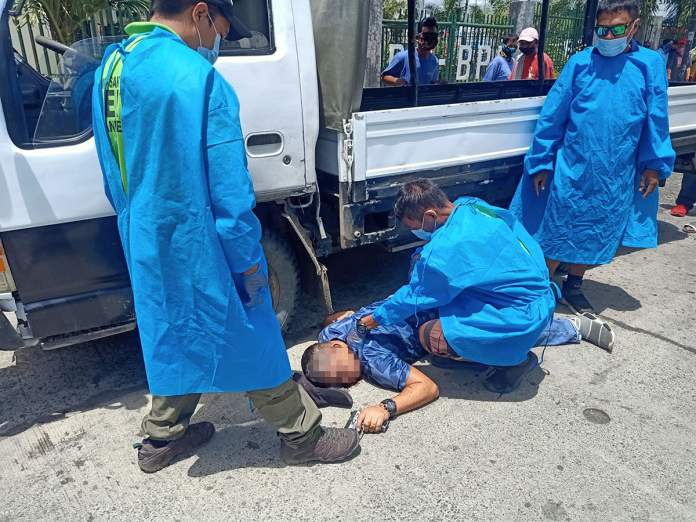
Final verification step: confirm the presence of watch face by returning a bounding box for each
[381,400,397,416]
[356,321,367,334]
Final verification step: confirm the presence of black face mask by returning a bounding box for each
[519,46,536,56]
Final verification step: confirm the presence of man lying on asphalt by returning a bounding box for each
[302,180,615,433]
[302,300,597,433]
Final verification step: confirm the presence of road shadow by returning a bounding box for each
[568,280,642,315]
[415,359,546,403]
[186,423,287,476]
[657,219,689,247]
[285,244,413,347]
[186,393,361,476]
[322,245,412,311]
[0,329,149,438]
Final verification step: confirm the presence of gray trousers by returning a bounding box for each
[141,377,322,449]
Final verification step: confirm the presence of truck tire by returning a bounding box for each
[260,230,300,334]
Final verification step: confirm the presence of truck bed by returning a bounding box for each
[316,84,696,250]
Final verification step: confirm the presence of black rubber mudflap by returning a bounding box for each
[0,312,23,350]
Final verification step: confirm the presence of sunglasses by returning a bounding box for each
[418,32,439,42]
[595,20,634,37]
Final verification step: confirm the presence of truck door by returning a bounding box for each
[216,0,314,200]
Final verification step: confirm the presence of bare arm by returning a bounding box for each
[323,310,355,328]
[382,75,408,86]
[357,365,439,433]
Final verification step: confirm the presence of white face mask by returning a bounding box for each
[196,13,221,65]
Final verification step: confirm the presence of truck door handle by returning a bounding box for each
[245,132,284,158]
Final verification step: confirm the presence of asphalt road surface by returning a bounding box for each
[1,174,694,522]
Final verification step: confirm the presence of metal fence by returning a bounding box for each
[533,5,585,74]
[382,14,516,83]
[11,9,143,78]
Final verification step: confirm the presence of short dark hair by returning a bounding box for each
[393,179,450,222]
[662,38,673,46]
[150,0,221,18]
[503,32,518,45]
[301,341,331,387]
[596,0,640,20]
[418,17,438,33]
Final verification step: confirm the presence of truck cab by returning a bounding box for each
[0,0,319,348]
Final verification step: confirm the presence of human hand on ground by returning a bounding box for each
[639,169,659,198]
[357,404,390,433]
[532,170,549,196]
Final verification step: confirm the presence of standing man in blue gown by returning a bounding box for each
[91,0,359,472]
[510,0,675,314]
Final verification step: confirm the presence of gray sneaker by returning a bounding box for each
[136,421,215,473]
[280,427,360,465]
[574,312,615,352]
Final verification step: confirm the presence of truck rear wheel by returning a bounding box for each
[261,230,299,334]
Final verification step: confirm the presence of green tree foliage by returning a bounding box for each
[383,0,407,20]
[662,0,693,28]
[20,0,149,45]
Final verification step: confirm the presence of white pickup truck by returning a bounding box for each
[1,0,695,350]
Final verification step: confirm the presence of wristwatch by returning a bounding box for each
[355,319,369,335]
[380,399,397,419]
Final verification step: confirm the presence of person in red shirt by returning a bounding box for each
[509,27,555,80]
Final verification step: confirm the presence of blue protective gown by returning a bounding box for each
[372,198,556,367]
[510,42,676,264]
[91,26,291,396]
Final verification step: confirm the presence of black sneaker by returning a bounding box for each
[431,355,489,372]
[136,421,215,473]
[483,351,539,394]
[280,427,360,465]
[560,280,595,315]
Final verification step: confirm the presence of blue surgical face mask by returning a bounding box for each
[196,14,221,65]
[411,212,437,241]
[595,36,629,57]
[411,227,432,241]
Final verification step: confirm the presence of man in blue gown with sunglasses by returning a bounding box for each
[510,0,675,314]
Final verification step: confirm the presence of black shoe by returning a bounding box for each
[280,427,360,465]
[136,422,215,473]
[431,355,489,372]
[561,280,595,315]
[483,351,539,394]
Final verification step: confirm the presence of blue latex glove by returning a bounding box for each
[242,271,269,307]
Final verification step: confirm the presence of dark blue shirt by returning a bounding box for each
[318,300,436,391]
